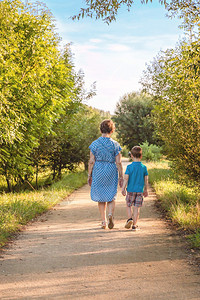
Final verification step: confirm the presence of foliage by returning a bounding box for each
[142,37,200,182]
[0,1,99,191]
[121,146,129,158]
[36,104,104,180]
[187,230,200,249]
[0,0,78,191]
[140,141,162,161]
[0,169,88,248]
[0,0,67,144]
[142,1,200,183]
[113,92,158,150]
[72,0,199,25]
[147,161,200,248]
[72,0,167,24]
[166,0,200,39]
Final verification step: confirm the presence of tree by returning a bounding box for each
[35,104,108,180]
[142,39,200,182]
[141,0,200,182]
[72,0,200,32]
[112,92,158,150]
[72,0,167,24]
[166,0,200,47]
[0,1,76,190]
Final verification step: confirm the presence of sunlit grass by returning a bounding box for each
[0,164,84,192]
[146,161,200,249]
[0,170,87,247]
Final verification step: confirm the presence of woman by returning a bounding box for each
[88,119,123,229]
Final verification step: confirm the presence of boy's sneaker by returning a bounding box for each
[108,214,114,229]
[125,218,133,229]
[132,225,139,231]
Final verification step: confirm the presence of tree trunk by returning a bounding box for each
[53,163,56,180]
[35,163,38,190]
[58,163,62,179]
[84,161,88,171]
[6,177,12,192]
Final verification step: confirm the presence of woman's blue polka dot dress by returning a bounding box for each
[89,137,122,202]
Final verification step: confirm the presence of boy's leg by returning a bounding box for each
[125,192,134,228]
[132,193,143,229]
[126,205,132,219]
[125,205,133,228]
[133,206,140,226]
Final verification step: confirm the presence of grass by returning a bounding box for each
[0,170,87,247]
[0,166,81,192]
[146,161,200,249]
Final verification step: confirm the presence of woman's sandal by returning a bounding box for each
[108,214,114,229]
[101,221,106,229]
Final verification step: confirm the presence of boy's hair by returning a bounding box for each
[131,146,142,158]
[100,119,115,134]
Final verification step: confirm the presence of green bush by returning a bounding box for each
[187,230,200,249]
[140,141,162,161]
[121,146,129,158]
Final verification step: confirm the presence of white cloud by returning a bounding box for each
[70,40,151,113]
[89,38,103,43]
[55,19,80,34]
[40,1,183,114]
[107,43,131,52]
[72,44,99,53]
[56,20,182,114]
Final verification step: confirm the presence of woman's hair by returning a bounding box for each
[131,146,142,158]
[100,119,115,134]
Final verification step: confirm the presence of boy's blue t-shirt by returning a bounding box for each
[125,162,148,193]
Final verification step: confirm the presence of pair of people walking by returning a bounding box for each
[88,119,148,230]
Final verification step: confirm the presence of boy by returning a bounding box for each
[122,146,148,230]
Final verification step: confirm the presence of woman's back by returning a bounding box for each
[89,137,120,163]
[89,137,121,202]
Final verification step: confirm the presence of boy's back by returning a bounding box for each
[125,161,148,193]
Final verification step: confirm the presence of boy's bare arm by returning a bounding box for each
[143,175,148,197]
[121,174,129,196]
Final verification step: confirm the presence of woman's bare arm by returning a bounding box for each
[88,151,95,186]
[121,174,129,196]
[115,153,123,187]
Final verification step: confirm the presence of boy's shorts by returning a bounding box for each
[126,192,143,207]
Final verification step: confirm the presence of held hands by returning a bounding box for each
[118,178,123,188]
[143,188,148,197]
[121,188,126,196]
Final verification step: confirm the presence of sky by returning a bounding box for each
[39,0,183,114]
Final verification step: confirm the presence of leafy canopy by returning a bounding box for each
[0,0,79,190]
[142,39,200,182]
[141,1,200,182]
[112,92,158,150]
[72,0,167,24]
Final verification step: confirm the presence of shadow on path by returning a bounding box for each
[0,163,199,299]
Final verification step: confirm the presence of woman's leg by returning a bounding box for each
[107,200,115,216]
[98,202,106,222]
[107,200,115,229]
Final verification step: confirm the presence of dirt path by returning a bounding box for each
[0,161,200,299]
